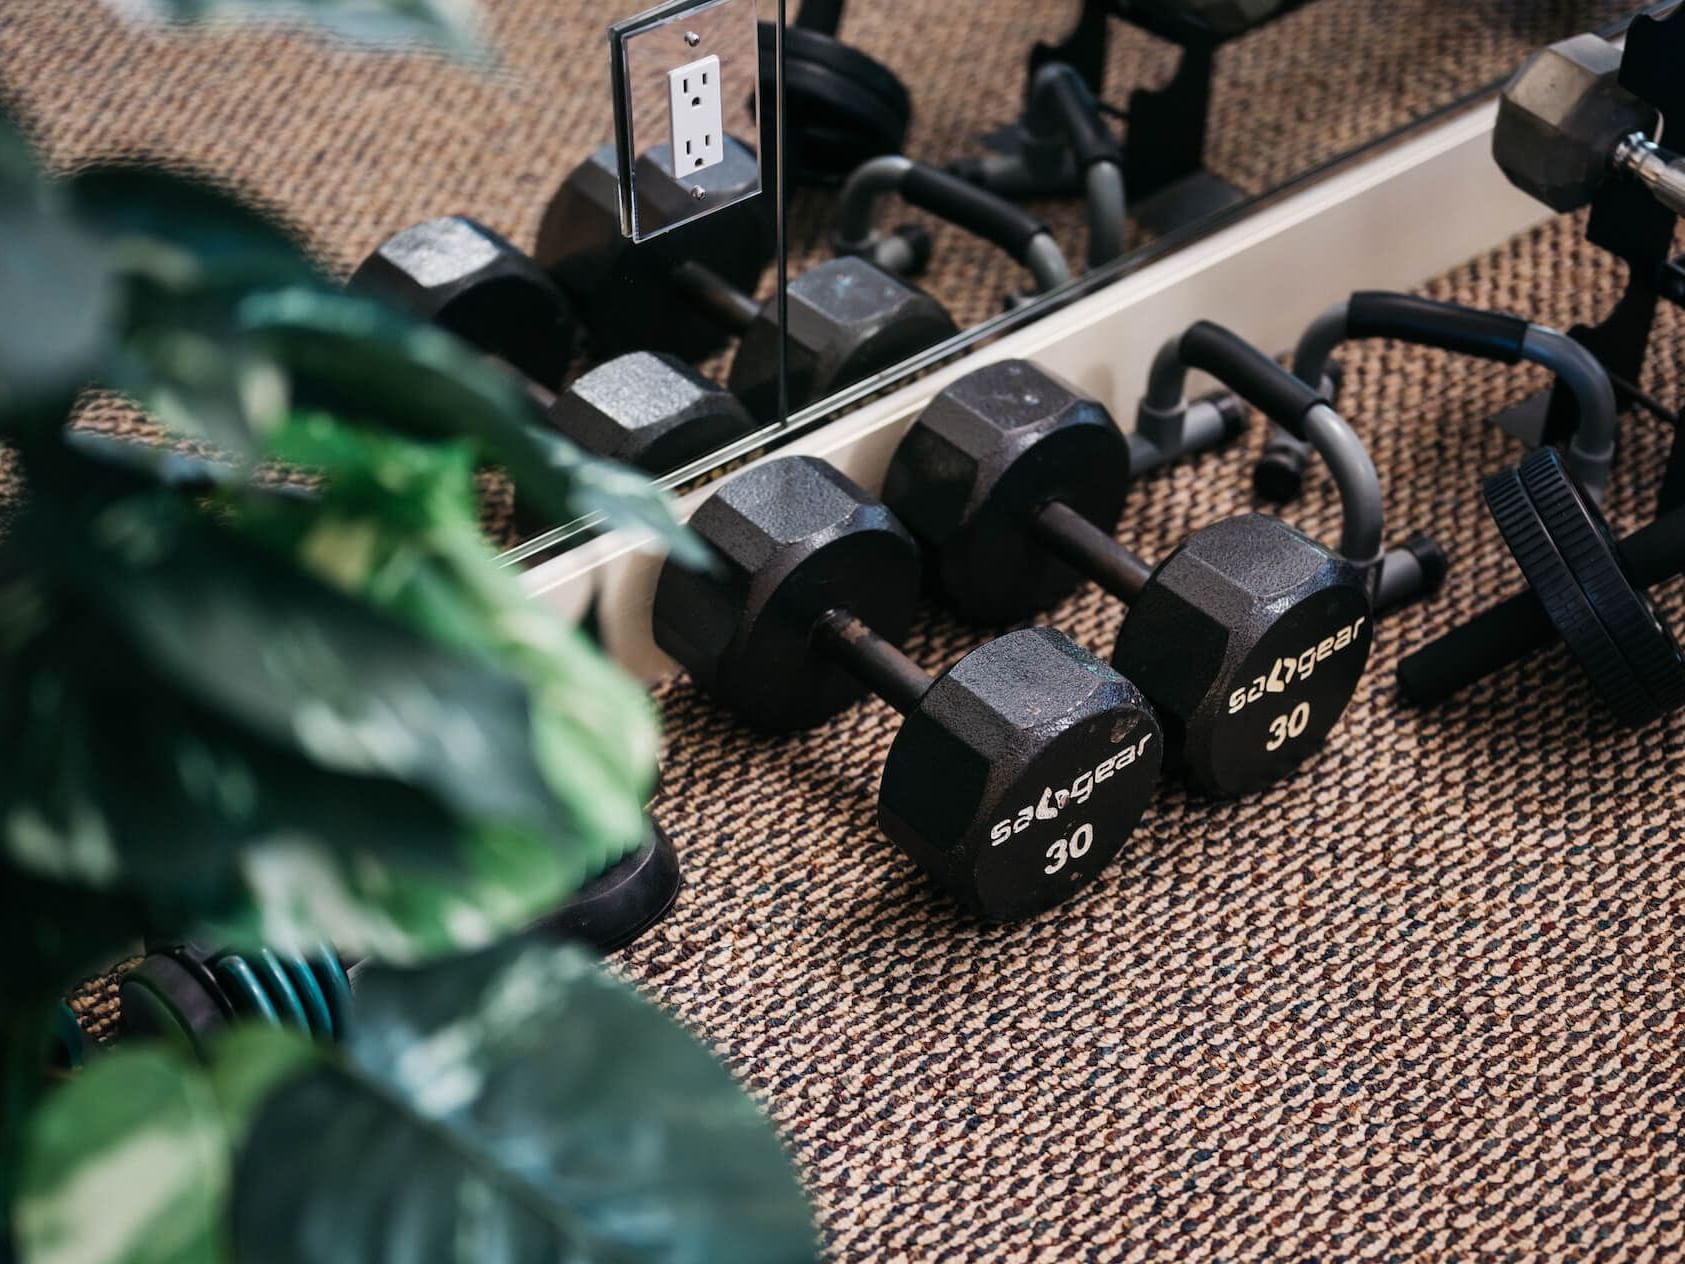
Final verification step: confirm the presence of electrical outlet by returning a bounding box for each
[668,54,724,177]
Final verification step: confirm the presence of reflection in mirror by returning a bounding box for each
[768,0,1646,437]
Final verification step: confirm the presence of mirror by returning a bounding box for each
[757,0,1650,453]
[0,0,1651,568]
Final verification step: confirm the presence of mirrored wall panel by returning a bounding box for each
[771,0,1647,431]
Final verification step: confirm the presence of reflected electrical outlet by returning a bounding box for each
[610,0,762,242]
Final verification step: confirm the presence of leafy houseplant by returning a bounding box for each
[0,7,815,1261]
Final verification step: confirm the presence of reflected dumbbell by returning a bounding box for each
[1251,292,1619,505]
[654,456,1162,921]
[1398,448,1685,727]
[537,139,774,364]
[883,334,1445,797]
[1495,32,1685,219]
[349,217,757,474]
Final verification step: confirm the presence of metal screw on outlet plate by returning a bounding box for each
[691,187,707,200]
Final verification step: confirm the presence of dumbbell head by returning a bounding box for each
[728,257,958,419]
[349,216,575,390]
[882,626,1161,921]
[653,455,922,732]
[882,359,1132,624]
[535,141,772,363]
[1484,448,1685,726]
[1494,33,1659,213]
[546,352,756,474]
[1110,514,1373,798]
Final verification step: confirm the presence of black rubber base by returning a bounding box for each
[532,825,682,955]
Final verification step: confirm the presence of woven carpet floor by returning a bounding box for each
[9,2,1683,1259]
[627,209,1685,1262]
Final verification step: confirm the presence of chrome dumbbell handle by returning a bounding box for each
[1613,133,1685,219]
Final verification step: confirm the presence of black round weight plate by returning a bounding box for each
[761,24,911,182]
[1518,448,1685,723]
[769,24,911,123]
[120,954,227,1052]
[1483,463,1652,726]
[534,825,682,954]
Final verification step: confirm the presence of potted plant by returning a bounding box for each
[0,5,815,1260]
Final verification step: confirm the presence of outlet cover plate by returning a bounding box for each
[610,0,762,242]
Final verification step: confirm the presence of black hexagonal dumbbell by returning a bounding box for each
[1495,32,1685,219]
[883,334,1448,799]
[1397,447,1685,727]
[536,138,775,365]
[538,139,951,416]
[653,455,1163,921]
[349,216,756,475]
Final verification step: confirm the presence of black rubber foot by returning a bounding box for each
[1253,450,1305,503]
[1402,531,1451,597]
[534,824,682,955]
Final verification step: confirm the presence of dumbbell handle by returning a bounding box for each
[1396,508,1685,705]
[1613,134,1685,219]
[815,609,932,716]
[1032,501,1152,602]
[672,261,761,336]
[1036,498,1445,616]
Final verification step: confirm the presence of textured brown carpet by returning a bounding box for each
[9,2,1684,1258]
[625,208,1685,1261]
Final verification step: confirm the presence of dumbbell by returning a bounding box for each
[536,139,774,363]
[677,159,1073,419]
[882,337,1445,798]
[1251,292,1619,504]
[758,0,912,188]
[349,217,756,474]
[120,826,683,1053]
[653,456,1162,921]
[672,254,956,421]
[832,155,1073,302]
[1495,32,1685,219]
[1397,447,1685,727]
[951,63,1126,269]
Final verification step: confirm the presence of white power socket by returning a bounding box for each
[667,54,724,178]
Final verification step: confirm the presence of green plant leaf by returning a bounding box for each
[0,117,112,425]
[31,453,570,845]
[229,414,659,868]
[67,165,322,458]
[98,0,486,56]
[228,941,818,1264]
[0,451,614,961]
[15,1046,233,1264]
[235,288,706,566]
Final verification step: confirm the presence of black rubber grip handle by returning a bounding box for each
[1347,292,1529,364]
[1039,65,1121,171]
[1395,589,1557,705]
[900,161,1051,263]
[1178,321,1325,437]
